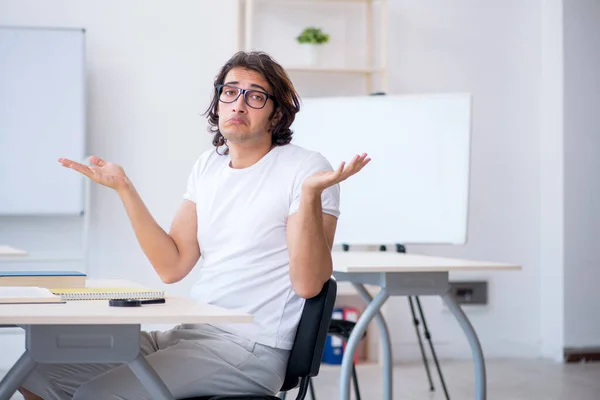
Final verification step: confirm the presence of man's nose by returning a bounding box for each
[232,93,248,113]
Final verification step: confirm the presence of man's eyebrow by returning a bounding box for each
[250,83,269,93]
[224,81,270,93]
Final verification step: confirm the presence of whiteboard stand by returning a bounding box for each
[339,242,450,399]
[303,93,471,371]
[389,243,449,398]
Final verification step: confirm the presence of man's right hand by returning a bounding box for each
[58,156,130,193]
[58,155,201,283]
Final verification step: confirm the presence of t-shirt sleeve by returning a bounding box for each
[183,157,202,203]
[289,152,341,218]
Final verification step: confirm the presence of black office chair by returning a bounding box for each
[180,278,338,400]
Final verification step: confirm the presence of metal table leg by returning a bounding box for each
[129,353,174,400]
[339,288,390,400]
[353,283,393,400]
[442,292,486,400]
[0,351,36,400]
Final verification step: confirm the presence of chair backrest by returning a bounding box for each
[280,278,337,392]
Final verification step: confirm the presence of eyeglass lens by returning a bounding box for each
[219,85,268,109]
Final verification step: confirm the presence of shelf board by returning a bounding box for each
[255,0,377,4]
[0,251,85,263]
[285,66,383,74]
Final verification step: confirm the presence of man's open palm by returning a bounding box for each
[303,153,371,193]
[59,156,128,192]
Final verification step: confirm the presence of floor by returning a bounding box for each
[288,359,600,400]
[3,359,600,399]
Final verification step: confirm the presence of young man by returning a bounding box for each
[19,51,370,400]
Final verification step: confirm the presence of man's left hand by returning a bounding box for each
[302,153,371,194]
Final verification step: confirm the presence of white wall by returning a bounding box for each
[539,0,565,360]
[384,0,543,360]
[563,0,600,349]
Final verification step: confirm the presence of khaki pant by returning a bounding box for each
[21,324,289,400]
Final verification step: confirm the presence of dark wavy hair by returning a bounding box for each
[203,51,301,155]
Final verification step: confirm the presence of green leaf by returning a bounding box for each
[296,26,330,44]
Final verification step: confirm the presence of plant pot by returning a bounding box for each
[299,44,325,67]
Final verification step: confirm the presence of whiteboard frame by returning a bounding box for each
[0,25,87,216]
[291,92,473,246]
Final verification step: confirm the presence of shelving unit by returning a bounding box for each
[238,0,389,94]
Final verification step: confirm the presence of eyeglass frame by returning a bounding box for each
[215,83,275,110]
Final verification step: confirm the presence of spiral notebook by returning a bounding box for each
[50,287,165,301]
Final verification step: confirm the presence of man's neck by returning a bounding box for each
[228,141,274,169]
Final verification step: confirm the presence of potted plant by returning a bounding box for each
[296,26,330,66]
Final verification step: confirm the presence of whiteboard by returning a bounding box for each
[291,93,472,245]
[0,27,86,215]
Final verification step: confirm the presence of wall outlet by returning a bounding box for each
[448,281,488,305]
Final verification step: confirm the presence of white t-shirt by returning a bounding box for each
[183,143,340,350]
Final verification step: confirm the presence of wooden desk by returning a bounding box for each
[0,280,252,400]
[332,251,521,400]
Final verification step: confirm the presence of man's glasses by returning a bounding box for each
[216,84,273,109]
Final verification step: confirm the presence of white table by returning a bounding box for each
[0,280,252,400]
[332,251,521,400]
[0,246,27,256]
